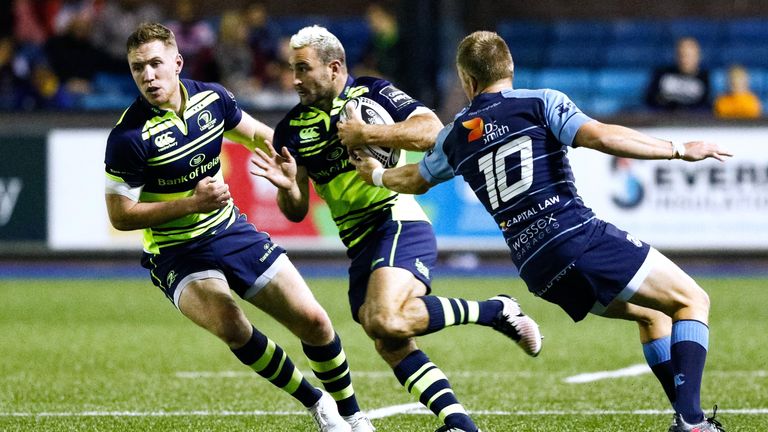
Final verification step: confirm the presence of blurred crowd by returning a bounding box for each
[0,0,400,112]
[0,0,764,119]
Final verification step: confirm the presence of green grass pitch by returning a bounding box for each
[1,276,766,431]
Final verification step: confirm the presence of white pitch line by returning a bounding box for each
[366,403,425,419]
[174,370,537,379]
[564,363,651,383]
[3,408,768,417]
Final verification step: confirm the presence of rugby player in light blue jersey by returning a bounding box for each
[352,31,732,432]
[251,25,542,432]
[103,22,370,432]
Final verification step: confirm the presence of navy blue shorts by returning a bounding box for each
[531,220,653,322]
[141,215,287,308]
[347,220,437,322]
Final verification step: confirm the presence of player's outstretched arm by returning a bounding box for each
[250,141,310,222]
[224,111,274,153]
[574,120,733,162]
[106,177,231,231]
[338,104,443,152]
[351,155,433,195]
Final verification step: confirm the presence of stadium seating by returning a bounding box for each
[33,16,768,115]
[496,18,768,117]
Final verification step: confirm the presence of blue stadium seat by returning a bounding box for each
[604,44,668,68]
[581,95,625,117]
[536,68,594,96]
[507,46,546,68]
[79,93,136,111]
[498,21,550,68]
[751,68,768,98]
[719,43,768,68]
[512,68,538,89]
[546,43,605,68]
[595,68,650,101]
[710,67,729,96]
[92,73,136,96]
[724,19,768,43]
[665,19,724,44]
[551,20,610,43]
[274,16,332,38]
[609,20,666,44]
[497,20,550,44]
[328,19,371,68]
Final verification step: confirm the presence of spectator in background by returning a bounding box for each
[243,2,281,86]
[354,2,399,80]
[13,0,57,48]
[213,10,260,105]
[91,0,163,65]
[0,36,31,110]
[44,11,121,99]
[165,1,217,82]
[1,0,12,39]
[247,36,299,110]
[646,37,711,112]
[714,65,762,119]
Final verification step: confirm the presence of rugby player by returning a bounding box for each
[104,22,370,432]
[352,30,731,432]
[251,25,542,432]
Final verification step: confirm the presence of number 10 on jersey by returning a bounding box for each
[477,136,534,210]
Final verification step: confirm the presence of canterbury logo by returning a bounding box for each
[154,131,176,148]
[299,126,320,142]
[462,117,484,142]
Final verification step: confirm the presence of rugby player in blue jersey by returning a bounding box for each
[251,25,542,432]
[103,22,371,432]
[352,31,732,432]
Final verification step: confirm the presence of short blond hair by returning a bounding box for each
[456,31,514,88]
[290,25,346,65]
[127,22,177,54]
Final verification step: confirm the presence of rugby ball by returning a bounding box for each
[340,96,401,168]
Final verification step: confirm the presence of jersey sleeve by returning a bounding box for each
[211,82,243,131]
[104,128,148,200]
[104,129,147,187]
[542,89,593,147]
[367,78,425,122]
[418,123,455,184]
[272,117,296,157]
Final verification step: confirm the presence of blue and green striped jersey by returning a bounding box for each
[104,79,243,254]
[274,76,430,249]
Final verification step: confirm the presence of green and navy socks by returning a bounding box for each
[420,295,502,334]
[393,350,477,431]
[303,333,361,417]
[231,325,320,407]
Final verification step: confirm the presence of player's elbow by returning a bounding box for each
[284,212,306,223]
[108,215,136,231]
[412,183,431,195]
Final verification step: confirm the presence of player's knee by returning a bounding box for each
[297,307,335,345]
[362,310,410,339]
[211,302,252,347]
[673,282,711,320]
[690,286,711,315]
[374,337,416,365]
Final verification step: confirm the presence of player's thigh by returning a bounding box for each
[178,277,251,344]
[365,266,428,314]
[628,249,709,321]
[351,220,436,321]
[246,257,334,344]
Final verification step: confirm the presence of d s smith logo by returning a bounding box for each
[610,157,644,209]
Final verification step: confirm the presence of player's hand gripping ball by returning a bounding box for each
[340,97,400,168]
